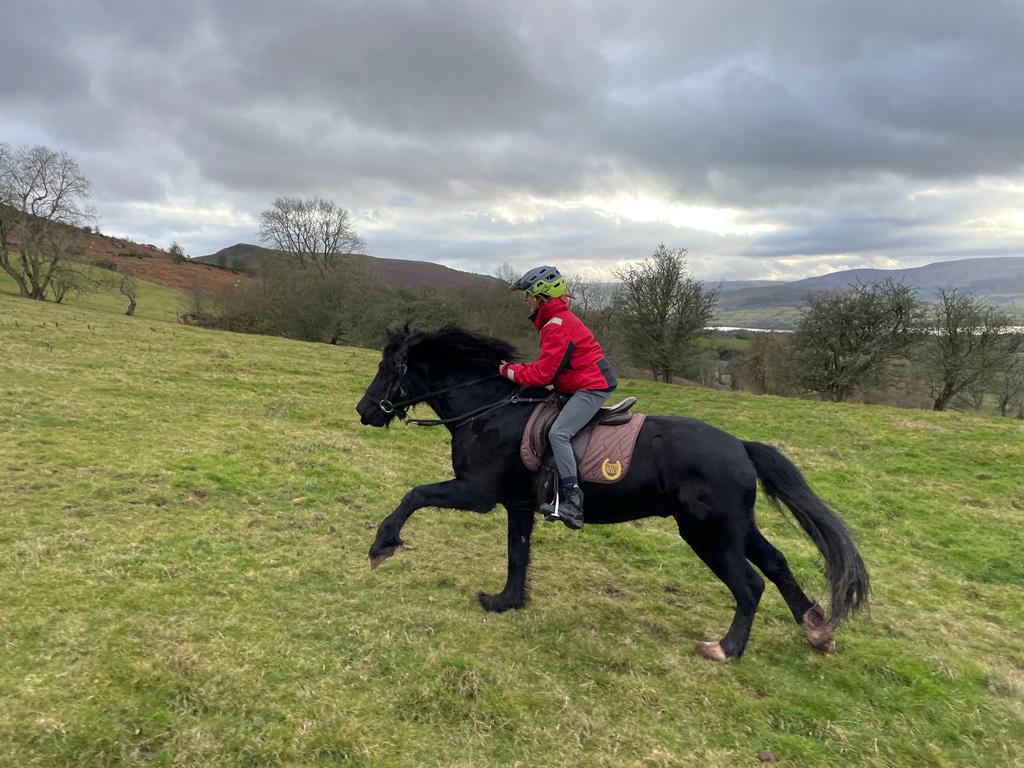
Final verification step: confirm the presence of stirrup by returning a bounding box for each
[543,486,583,529]
[542,487,562,521]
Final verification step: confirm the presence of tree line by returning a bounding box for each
[5,143,1019,417]
[736,281,1023,416]
[225,200,1023,417]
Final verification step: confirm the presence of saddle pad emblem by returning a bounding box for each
[601,458,623,481]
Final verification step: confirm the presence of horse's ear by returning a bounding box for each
[386,324,414,344]
[388,324,425,365]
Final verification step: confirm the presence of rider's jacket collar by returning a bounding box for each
[532,296,568,330]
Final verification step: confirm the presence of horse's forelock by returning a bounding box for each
[383,325,421,363]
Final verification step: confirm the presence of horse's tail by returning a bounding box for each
[743,440,870,624]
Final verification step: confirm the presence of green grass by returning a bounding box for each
[1,293,1022,767]
[696,336,750,354]
[1,267,186,323]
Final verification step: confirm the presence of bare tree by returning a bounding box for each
[119,275,138,316]
[612,244,718,383]
[563,271,615,314]
[922,289,1021,411]
[49,245,100,303]
[994,350,1024,418]
[256,196,365,274]
[738,332,793,395]
[792,280,923,402]
[494,262,520,287]
[0,143,93,299]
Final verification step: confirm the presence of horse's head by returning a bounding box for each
[356,325,518,427]
[356,326,419,427]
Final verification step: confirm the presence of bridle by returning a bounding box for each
[373,363,412,418]
[371,363,546,428]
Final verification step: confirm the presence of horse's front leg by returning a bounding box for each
[479,504,535,613]
[369,479,496,569]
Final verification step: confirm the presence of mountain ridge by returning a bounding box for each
[714,256,1024,328]
[194,243,502,291]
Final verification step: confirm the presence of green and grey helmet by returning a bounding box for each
[511,265,566,298]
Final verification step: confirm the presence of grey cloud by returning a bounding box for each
[5,0,1024,279]
[227,4,583,134]
[0,4,89,101]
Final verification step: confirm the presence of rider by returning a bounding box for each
[500,266,617,530]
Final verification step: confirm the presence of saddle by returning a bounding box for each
[520,394,647,492]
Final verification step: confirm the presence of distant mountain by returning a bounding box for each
[791,256,1024,296]
[713,279,780,292]
[715,256,1024,329]
[193,243,279,271]
[195,244,501,291]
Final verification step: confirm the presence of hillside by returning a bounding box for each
[73,236,247,293]
[1,292,1022,767]
[4,223,249,295]
[0,223,225,322]
[197,243,502,291]
[715,256,1024,329]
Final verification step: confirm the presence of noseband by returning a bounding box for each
[375,363,410,417]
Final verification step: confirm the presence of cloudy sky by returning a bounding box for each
[4,0,1024,281]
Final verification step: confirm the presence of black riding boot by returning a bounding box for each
[541,484,584,530]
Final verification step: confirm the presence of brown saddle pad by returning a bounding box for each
[576,413,646,483]
[520,396,646,484]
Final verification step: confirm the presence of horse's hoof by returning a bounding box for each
[369,547,397,570]
[478,592,523,613]
[801,603,835,653]
[695,641,731,663]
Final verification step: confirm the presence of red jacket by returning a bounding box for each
[500,297,617,392]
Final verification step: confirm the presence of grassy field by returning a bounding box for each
[696,336,750,354]
[1,268,187,323]
[1,292,1022,767]
[711,306,803,331]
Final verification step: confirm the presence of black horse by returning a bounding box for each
[356,326,869,661]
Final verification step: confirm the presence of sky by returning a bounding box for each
[3,0,1024,282]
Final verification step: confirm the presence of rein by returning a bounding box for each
[403,388,547,427]
[373,368,546,428]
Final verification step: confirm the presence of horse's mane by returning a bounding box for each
[387,325,518,373]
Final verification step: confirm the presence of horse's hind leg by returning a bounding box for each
[746,527,833,653]
[678,517,765,662]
